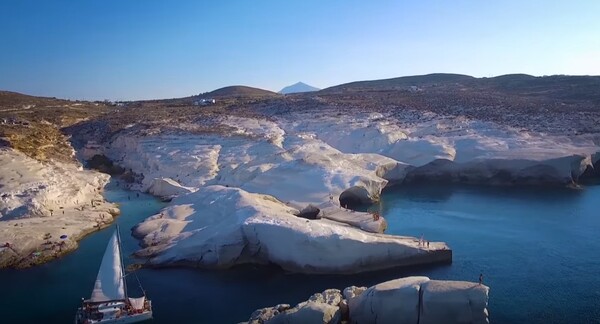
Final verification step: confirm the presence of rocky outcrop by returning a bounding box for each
[86,154,125,175]
[107,133,393,207]
[284,112,600,187]
[580,151,600,180]
[248,289,342,324]
[295,204,320,220]
[132,186,451,273]
[349,276,428,324]
[404,155,593,186]
[420,280,489,324]
[0,148,119,268]
[147,177,195,201]
[244,276,490,324]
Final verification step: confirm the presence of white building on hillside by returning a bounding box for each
[193,99,216,106]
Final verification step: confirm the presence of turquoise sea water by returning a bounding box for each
[1,182,599,323]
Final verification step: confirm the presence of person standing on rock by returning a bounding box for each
[479,273,484,285]
[372,212,380,221]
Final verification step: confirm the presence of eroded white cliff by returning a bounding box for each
[0,148,118,267]
[132,185,449,273]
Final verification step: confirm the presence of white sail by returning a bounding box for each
[129,297,146,310]
[90,230,125,302]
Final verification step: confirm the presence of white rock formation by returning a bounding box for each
[279,112,599,185]
[147,177,195,200]
[0,148,118,267]
[107,135,221,192]
[420,280,490,324]
[405,154,593,185]
[106,131,403,207]
[349,276,429,324]
[132,185,449,273]
[245,276,490,324]
[106,113,599,272]
[105,114,599,210]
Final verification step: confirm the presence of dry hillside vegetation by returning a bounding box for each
[0,91,112,162]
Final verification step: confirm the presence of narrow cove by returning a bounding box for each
[1,182,598,323]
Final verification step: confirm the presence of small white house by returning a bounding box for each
[193,98,216,106]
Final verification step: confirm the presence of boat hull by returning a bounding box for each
[75,309,152,324]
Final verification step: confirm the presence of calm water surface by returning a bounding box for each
[1,182,599,323]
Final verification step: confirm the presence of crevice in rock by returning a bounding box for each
[339,186,372,209]
[86,154,125,175]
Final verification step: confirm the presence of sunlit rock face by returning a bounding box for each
[132,185,449,273]
[106,114,599,211]
[111,113,598,273]
[0,148,118,268]
[105,129,398,208]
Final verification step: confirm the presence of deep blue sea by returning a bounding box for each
[1,182,599,323]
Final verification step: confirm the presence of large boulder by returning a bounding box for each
[147,177,195,200]
[349,276,430,324]
[296,204,320,220]
[419,280,489,324]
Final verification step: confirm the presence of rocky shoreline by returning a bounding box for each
[245,276,489,324]
[0,148,119,268]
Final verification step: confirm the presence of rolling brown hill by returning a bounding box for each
[0,91,112,162]
[0,91,69,108]
[321,73,476,93]
[321,73,600,103]
[204,85,279,99]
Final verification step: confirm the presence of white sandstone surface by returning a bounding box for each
[106,132,401,207]
[100,112,599,270]
[147,177,195,200]
[349,276,429,324]
[105,113,599,208]
[4,103,599,271]
[280,112,599,184]
[132,185,447,273]
[420,280,490,324]
[0,148,118,267]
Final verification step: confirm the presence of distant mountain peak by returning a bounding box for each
[279,82,320,94]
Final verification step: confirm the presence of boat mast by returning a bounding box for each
[116,225,128,300]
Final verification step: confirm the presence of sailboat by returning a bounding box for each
[75,226,152,323]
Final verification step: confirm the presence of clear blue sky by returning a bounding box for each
[1,0,599,100]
